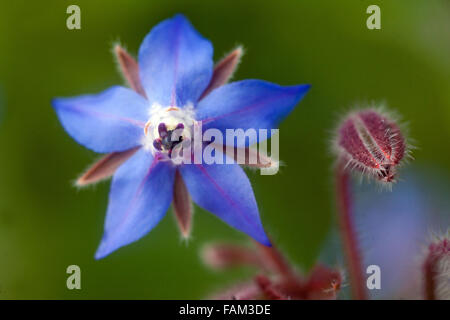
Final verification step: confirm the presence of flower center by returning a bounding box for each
[143,104,195,159]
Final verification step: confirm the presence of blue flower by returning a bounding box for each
[52,14,310,259]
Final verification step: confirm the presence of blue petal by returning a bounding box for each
[138,14,213,107]
[53,86,149,153]
[196,80,310,146]
[95,149,175,259]
[180,162,270,246]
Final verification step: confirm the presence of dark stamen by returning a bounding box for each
[156,123,185,157]
[158,123,168,138]
[153,138,163,151]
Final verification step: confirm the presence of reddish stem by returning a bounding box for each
[335,164,367,300]
[423,253,438,300]
[255,240,296,279]
[423,238,449,300]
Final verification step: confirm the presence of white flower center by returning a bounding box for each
[142,103,195,159]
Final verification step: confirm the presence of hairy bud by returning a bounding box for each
[333,108,408,183]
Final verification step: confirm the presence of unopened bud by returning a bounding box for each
[334,108,408,183]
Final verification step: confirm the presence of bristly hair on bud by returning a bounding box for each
[422,230,450,300]
[332,106,412,186]
[331,105,414,300]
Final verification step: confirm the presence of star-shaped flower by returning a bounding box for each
[52,14,310,259]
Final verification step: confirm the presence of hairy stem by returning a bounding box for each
[423,238,449,300]
[423,253,437,300]
[255,240,296,279]
[335,164,367,300]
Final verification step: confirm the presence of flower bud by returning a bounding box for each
[334,108,408,183]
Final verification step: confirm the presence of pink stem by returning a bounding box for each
[423,253,437,300]
[255,240,296,279]
[335,164,367,300]
[423,238,449,300]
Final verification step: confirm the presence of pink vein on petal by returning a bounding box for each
[170,19,182,107]
[194,163,261,231]
[65,104,146,128]
[201,91,294,126]
[106,156,160,244]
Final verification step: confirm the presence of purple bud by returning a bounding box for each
[334,109,408,183]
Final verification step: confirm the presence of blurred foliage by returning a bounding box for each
[0,0,449,299]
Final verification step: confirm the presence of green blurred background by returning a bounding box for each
[0,0,449,299]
